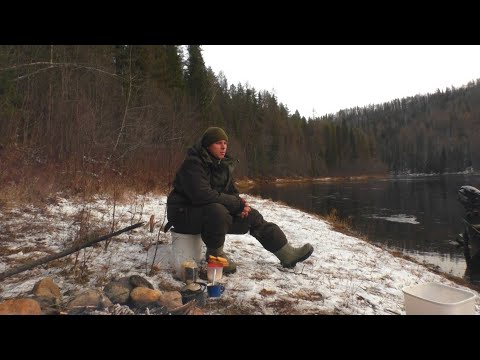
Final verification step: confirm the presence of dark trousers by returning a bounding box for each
[167,203,287,252]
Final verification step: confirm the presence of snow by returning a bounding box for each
[0,193,479,315]
[367,214,420,224]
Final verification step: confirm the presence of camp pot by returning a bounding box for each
[180,282,207,307]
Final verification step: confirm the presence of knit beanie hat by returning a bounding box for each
[201,127,228,148]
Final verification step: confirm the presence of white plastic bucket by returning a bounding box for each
[170,229,203,281]
[402,282,477,315]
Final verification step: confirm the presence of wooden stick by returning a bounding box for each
[0,222,145,282]
[149,215,154,233]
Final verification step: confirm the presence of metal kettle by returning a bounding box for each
[180,282,207,307]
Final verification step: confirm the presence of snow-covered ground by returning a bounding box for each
[0,193,478,315]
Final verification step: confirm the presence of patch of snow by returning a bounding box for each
[367,214,420,224]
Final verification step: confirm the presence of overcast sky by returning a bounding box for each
[202,45,480,119]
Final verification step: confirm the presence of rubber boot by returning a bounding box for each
[206,245,237,274]
[274,243,314,268]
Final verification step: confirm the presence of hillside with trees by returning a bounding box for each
[0,45,478,202]
[324,82,480,174]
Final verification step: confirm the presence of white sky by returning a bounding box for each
[1,192,478,314]
[202,45,480,118]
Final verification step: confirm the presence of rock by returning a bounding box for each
[157,291,182,310]
[104,280,133,305]
[0,298,42,315]
[130,287,161,308]
[129,275,154,289]
[32,277,62,301]
[31,295,62,314]
[67,289,112,313]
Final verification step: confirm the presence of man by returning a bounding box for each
[166,127,314,274]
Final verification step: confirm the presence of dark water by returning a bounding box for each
[248,173,480,279]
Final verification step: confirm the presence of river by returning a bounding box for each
[248,172,480,280]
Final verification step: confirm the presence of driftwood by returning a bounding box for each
[0,222,145,282]
[169,299,197,315]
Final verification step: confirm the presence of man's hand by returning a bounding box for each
[239,197,251,218]
[240,206,251,218]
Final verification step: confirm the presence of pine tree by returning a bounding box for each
[185,45,213,121]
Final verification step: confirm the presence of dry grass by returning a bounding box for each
[291,290,324,302]
[249,272,271,281]
[0,146,169,210]
[324,208,355,234]
[234,178,256,193]
[205,297,258,315]
[47,258,74,269]
[0,245,55,257]
[259,288,277,297]
[266,298,301,314]
[1,218,57,242]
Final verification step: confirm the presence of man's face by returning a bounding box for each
[207,140,227,160]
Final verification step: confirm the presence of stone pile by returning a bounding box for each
[0,275,204,315]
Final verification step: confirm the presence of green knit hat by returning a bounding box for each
[201,127,228,148]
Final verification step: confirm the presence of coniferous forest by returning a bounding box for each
[1,45,479,199]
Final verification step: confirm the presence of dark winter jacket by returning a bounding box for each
[166,141,244,215]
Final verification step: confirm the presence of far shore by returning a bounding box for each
[235,174,388,192]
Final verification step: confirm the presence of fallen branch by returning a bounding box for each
[169,299,197,315]
[0,222,145,282]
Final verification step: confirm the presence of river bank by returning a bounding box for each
[1,192,478,314]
